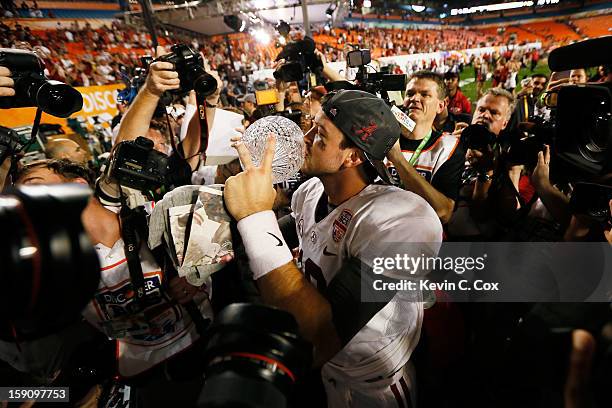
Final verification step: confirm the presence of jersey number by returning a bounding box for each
[299,250,327,292]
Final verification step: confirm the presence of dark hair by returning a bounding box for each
[531,73,548,81]
[16,159,95,187]
[338,134,379,182]
[408,70,447,99]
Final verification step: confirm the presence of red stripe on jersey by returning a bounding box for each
[101,257,127,271]
[399,376,413,408]
[390,383,405,408]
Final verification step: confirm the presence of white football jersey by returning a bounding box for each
[385,133,461,184]
[291,178,443,384]
[82,239,214,377]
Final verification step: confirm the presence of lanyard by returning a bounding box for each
[408,130,433,166]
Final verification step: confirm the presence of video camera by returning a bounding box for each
[96,136,170,207]
[273,37,323,84]
[0,48,83,118]
[326,48,407,103]
[0,124,32,163]
[502,37,612,180]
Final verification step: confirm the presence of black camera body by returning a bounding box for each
[0,124,31,163]
[462,123,498,151]
[156,44,217,97]
[0,48,83,118]
[108,136,169,192]
[274,37,323,83]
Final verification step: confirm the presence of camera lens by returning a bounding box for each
[193,71,218,97]
[578,113,609,163]
[0,184,99,340]
[198,303,312,408]
[35,81,84,118]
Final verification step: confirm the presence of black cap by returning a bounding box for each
[321,90,400,184]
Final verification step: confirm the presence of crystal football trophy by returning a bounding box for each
[241,115,305,184]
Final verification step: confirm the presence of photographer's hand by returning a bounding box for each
[531,144,571,226]
[0,66,15,97]
[531,144,551,190]
[224,134,276,221]
[116,46,179,145]
[144,54,180,98]
[315,49,343,82]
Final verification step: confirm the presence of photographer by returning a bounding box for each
[15,159,214,407]
[117,46,221,176]
[448,88,520,240]
[386,71,465,224]
[511,73,548,126]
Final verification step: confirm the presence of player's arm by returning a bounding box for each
[386,140,455,224]
[224,136,342,366]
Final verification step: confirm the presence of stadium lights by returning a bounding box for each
[363,0,371,8]
[411,5,426,13]
[253,28,271,45]
[451,1,538,16]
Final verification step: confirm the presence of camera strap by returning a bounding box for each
[165,93,210,168]
[119,205,148,311]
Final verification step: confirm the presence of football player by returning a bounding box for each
[225,90,443,407]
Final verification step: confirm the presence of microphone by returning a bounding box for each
[241,115,305,184]
[548,36,612,72]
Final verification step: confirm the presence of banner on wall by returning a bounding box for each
[0,83,125,131]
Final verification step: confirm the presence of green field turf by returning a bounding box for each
[459,60,552,105]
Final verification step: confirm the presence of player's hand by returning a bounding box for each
[168,276,199,305]
[0,66,15,97]
[224,134,277,221]
[531,144,551,191]
[144,46,180,97]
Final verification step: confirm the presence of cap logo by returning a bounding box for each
[329,107,338,117]
[353,122,378,142]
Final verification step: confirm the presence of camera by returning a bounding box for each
[506,37,612,179]
[462,123,498,151]
[0,184,99,340]
[0,124,31,163]
[198,303,312,408]
[0,48,83,118]
[569,182,612,224]
[156,44,218,97]
[105,136,169,192]
[347,48,371,68]
[273,37,323,83]
[326,48,407,103]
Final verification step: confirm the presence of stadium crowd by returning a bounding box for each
[0,9,611,408]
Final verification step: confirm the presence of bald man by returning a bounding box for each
[45,138,90,164]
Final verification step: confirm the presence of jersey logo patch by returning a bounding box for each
[332,209,353,242]
[310,230,317,243]
[298,218,304,236]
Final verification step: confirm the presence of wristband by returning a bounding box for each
[237,210,293,280]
